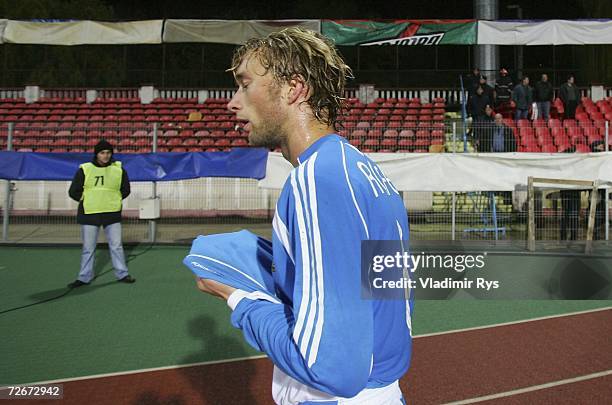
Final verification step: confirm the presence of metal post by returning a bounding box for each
[451,192,456,241]
[527,176,535,251]
[585,181,599,255]
[451,121,457,240]
[149,123,158,243]
[606,121,609,152]
[490,192,499,241]
[606,188,610,242]
[2,122,14,241]
[607,121,610,242]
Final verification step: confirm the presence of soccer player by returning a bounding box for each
[196,28,412,404]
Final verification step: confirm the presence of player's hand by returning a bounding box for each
[195,277,236,301]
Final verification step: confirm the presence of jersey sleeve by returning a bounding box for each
[230,154,372,398]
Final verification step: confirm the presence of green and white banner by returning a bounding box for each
[322,20,477,46]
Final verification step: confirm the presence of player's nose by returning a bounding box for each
[227,92,241,113]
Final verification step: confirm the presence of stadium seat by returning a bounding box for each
[523,145,541,153]
[399,130,415,139]
[563,119,578,128]
[367,129,383,138]
[231,139,248,147]
[570,135,586,146]
[586,133,603,145]
[415,130,430,139]
[537,133,553,146]
[521,136,538,147]
[566,127,583,137]
[350,129,367,139]
[551,127,566,139]
[198,138,214,147]
[348,139,360,148]
[381,138,397,148]
[214,139,231,147]
[383,129,398,138]
[575,144,591,153]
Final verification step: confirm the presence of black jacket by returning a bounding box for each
[495,75,514,100]
[534,81,553,102]
[512,84,533,110]
[469,93,491,118]
[68,158,130,226]
[559,83,580,104]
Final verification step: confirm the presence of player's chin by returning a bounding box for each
[248,133,280,149]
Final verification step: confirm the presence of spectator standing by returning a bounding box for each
[469,86,491,121]
[512,76,533,120]
[495,68,514,108]
[466,67,481,97]
[559,75,580,119]
[479,75,496,106]
[534,73,553,120]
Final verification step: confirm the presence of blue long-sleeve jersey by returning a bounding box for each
[230,134,413,401]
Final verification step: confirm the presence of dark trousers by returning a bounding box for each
[564,100,578,119]
[560,191,581,240]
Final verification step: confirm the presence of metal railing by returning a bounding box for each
[1,121,609,245]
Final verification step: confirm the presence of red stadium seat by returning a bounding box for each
[381,138,397,148]
[383,130,398,138]
[551,127,566,139]
[350,129,367,139]
[566,127,583,137]
[198,138,214,147]
[367,129,383,138]
[398,130,415,139]
[231,139,248,147]
[563,119,577,128]
[517,119,531,128]
[348,139,360,147]
[397,139,414,148]
[214,138,231,147]
[575,144,591,153]
[523,145,541,153]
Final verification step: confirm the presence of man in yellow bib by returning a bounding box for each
[67,140,135,287]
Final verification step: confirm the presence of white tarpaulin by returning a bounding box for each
[163,20,321,44]
[3,20,163,45]
[259,152,612,192]
[478,19,612,45]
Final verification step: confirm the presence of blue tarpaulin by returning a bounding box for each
[0,149,268,181]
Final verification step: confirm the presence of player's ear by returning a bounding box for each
[286,75,309,105]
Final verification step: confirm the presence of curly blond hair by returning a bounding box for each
[229,27,353,128]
